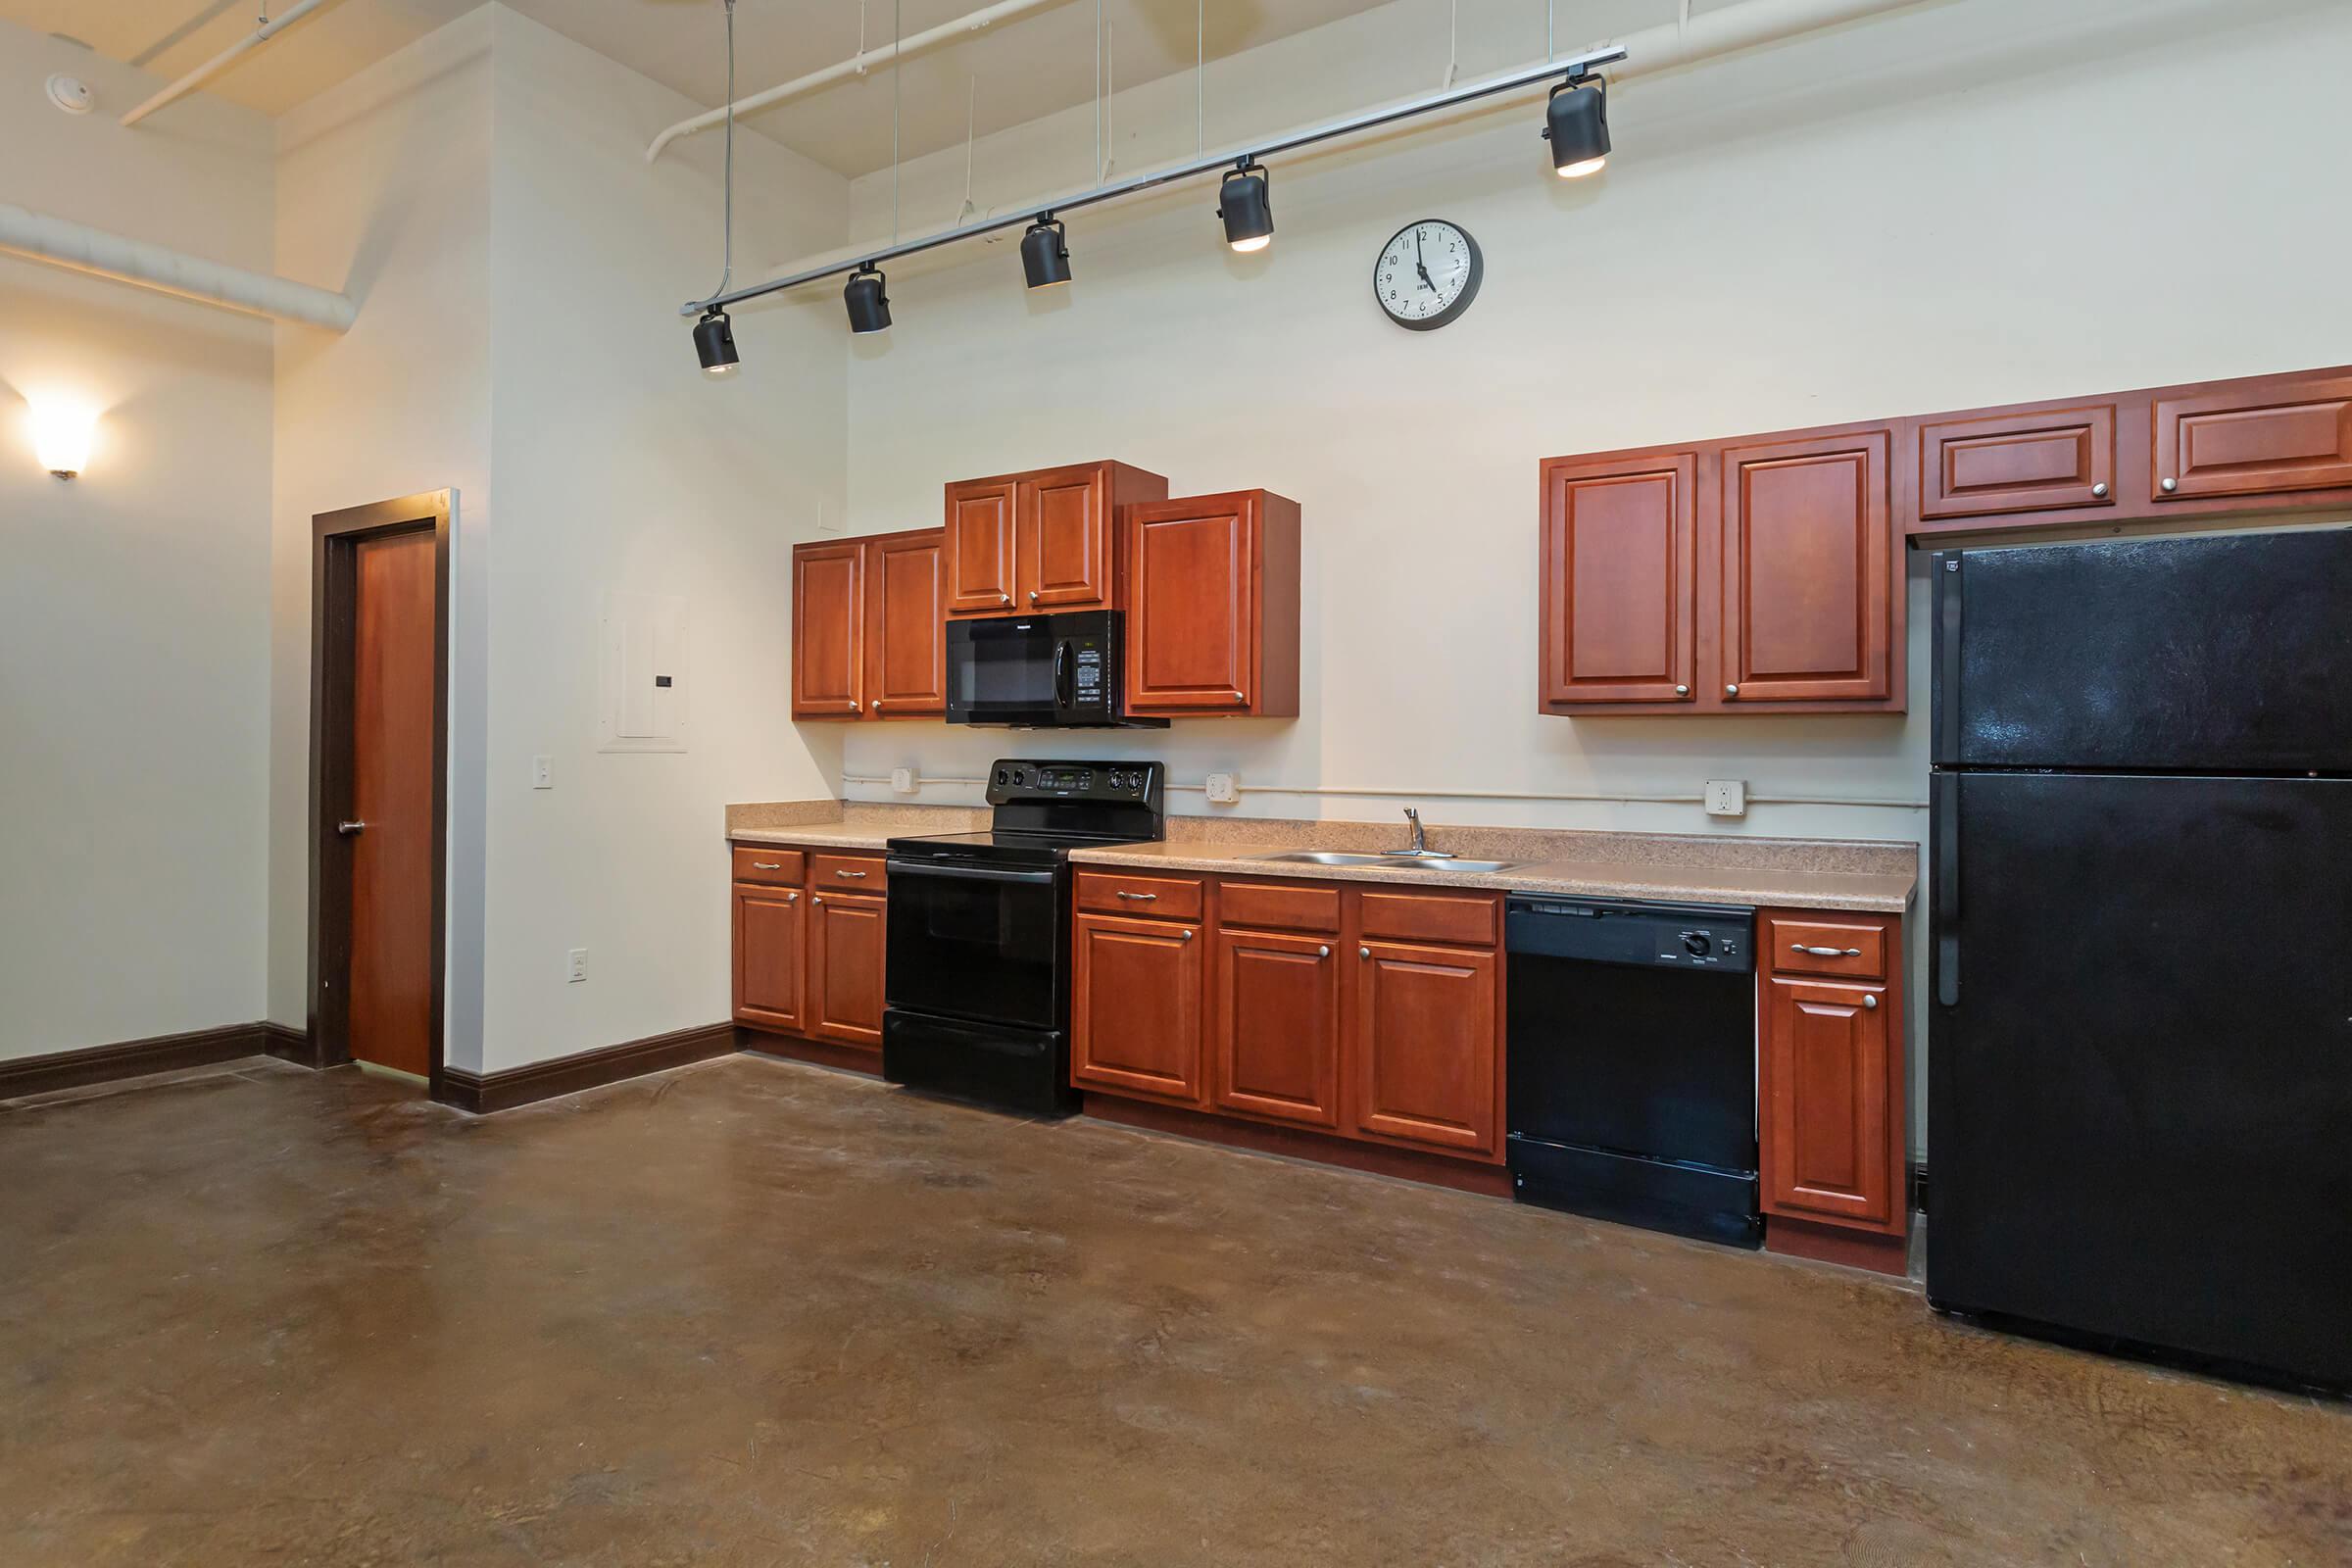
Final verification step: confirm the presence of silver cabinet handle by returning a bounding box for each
[1724,683,1740,698]
[1114,890,1157,901]
[868,700,879,711]
[1359,946,1371,960]
[752,860,783,870]
[835,868,869,878]
[1794,944,1862,958]
[1028,590,1040,603]
[811,896,824,906]
[784,893,798,904]
[2091,482,2110,498]
[2161,476,2179,493]
[1862,994,1880,1010]
[337,820,368,836]
[1317,945,1331,958]
[1179,928,1194,943]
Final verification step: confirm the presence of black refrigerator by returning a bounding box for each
[1928,528,2352,1391]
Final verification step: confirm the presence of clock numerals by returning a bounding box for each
[1375,220,1480,330]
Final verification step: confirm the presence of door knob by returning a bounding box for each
[868,700,879,711]
[1317,945,1331,958]
[1179,928,1194,943]
[1724,684,1740,698]
[1862,994,1879,1010]
[2161,476,2179,493]
[336,820,367,836]
[812,896,824,906]
[1359,946,1371,960]
[1028,590,1039,603]
[2091,482,2109,498]
[1674,684,1690,696]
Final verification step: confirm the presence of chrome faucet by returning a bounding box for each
[1385,807,1454,859]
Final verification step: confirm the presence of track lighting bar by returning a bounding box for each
[679,41,1627,318]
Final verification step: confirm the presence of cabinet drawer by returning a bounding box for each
[1214,879,1341,934]
[1355,888,1498,948]
[1076,869,1203,921]
[731,846,806,887]
[810,853,886,892]
[1916,405,2116,519]
[1767,916,1886,981]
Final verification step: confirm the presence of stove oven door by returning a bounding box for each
[884,858,1063,1029]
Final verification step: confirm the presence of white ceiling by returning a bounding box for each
[11,0,1421,175]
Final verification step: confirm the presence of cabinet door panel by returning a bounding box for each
[1720,430,1893,705]
[1917,405,2116,518]
[1022,466,1114,611]
[791,542,864,718]
[1212,928,1340,1129]
[1539,453,1697,706]
[865,529,946,716]
[1125,495,1254,712]
[733,885,804,1032]
[1354,941,1498,1156]
[1761,977,1894,1229]
[2153,375,2352,501]
[1072,913,1203,1104]
[808,892,886,1049]
[944,480,1019,616]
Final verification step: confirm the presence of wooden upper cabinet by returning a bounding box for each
[1917,404,2116,520]
[1123,489,1301,717]
[2152,372,2352,503]
[943,479,1019,615]
[864,528,946,717]
[791,540,864,719]
[1071,911,1204,1105]
[1539,451,1698,708]
[944,460,1169,618]
[1719,428,1895,708]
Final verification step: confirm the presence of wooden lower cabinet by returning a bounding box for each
[730,845,887,1057]
[1353,940,1499,1156]
[1071,912,1204,1104]
[733,883,805,1033]
[807,892,887,1048]
[1210,927,1341,1129]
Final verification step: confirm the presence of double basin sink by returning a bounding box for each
[1249,850,1526,875]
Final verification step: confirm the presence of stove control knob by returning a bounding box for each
[1012,768,1028,786]
[995,768,1009,787]
[1682,932,1713,959]
[1106,770,1123,790]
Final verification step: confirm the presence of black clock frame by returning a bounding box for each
[1373,219,1483,331]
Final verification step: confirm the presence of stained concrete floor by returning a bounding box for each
[3,1055,2347,1566]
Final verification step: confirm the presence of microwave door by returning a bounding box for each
[949,619,1058,724]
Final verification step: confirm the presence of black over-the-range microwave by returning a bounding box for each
[943,610,1167,728]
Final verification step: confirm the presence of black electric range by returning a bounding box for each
[881,759,1165,1115]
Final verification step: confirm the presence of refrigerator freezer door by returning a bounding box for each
[1928,771,2352,1388]
[1933,529,2352,772]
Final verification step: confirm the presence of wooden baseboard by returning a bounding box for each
[0,1021,276,1101]
[433,1021,738,1114]
[737,1027,883,1078]
[1083,1095,1514,1199]
[261,1020,319,1068]
[1766,1213,1913,1277]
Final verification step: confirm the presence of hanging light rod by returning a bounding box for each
[680,42,1626,318]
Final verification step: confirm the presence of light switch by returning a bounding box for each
[1705,779,1747,818]
[532,755,553,790]
[566,948,588,983]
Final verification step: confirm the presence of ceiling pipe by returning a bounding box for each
[0,203,357,330]
[696,0,1933,315]
[646,0,1079,164]
[121,0,340,128]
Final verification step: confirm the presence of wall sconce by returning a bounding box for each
[28,400,98,480]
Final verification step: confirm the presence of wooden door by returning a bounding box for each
[1539,451,1698,707]
[1916,405,2117,519]
[863,528,946,717]
[792,541,864,718]
[1353,940,1498,1156]
[1071,912,1203,1104]
[347,529,438,1078]
[1760,977,1896,1230]
[1020,464,1114,612]
[733,884,805,1033]
[807,892,886,1049]
[943,479,1019,616]
[2152,373,2352,502]
[1124,492,1257,713]
[1211,927,1341,1129]
[1719,428,1893,706]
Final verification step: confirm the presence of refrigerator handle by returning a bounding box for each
[1933,770,1960,1007]
[1933,551,1963,762]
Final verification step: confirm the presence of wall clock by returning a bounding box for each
[1374,219,1483,330]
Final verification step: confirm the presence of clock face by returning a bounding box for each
[1374,220,1482,330]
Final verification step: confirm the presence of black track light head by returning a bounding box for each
[845,265,892,334]
[693,306,740,376]
[1544,74,1610,179]
[1021,215,1072,289]
[1218,161,1273,253]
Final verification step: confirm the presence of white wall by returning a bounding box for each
[833,0,2352,1151]
[473,8,848,1072]
[0,23,275,1058]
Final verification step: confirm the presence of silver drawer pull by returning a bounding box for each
[1862,994,1880,1010]
[751,860,784,870]
[1794,945,1861,958]
[1179,928,1194,942]
[1114,890,1157,902]
[1359,946,1371,960]
[835,868,869,878]
[1317,945,1331,958]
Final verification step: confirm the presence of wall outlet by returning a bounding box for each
[1204,771,1240,806]
[1704,779,1747,818]
[532,755,553,789]
[565,948,588,984]
[891,766,918,795]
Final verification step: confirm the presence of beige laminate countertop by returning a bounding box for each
[725,802,990,853]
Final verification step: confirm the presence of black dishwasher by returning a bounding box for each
[1505,898,1760,1248]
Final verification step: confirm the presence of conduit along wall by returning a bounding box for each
[0,202,356,330]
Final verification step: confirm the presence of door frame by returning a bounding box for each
[306,491,453,1094]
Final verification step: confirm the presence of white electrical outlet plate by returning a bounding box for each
[566,948,588,983]
[1204,772,1240,806]
[532,755,553,789]
[891,766,917,795]
[1705,780,1747,818]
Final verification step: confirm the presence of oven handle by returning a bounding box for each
[886,860,1058,887]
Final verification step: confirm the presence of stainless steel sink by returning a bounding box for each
[1248,851,1524,874]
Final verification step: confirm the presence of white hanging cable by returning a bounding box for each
[891,0,903,243]
[957,77,980,224]
[1101,19,1115,179]
[696,0,739,307]
[1445,0,1460,88]
[1093,0,1102,185]
[1197,0,1205,156]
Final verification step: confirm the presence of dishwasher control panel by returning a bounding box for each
[1504,899,1755,973]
